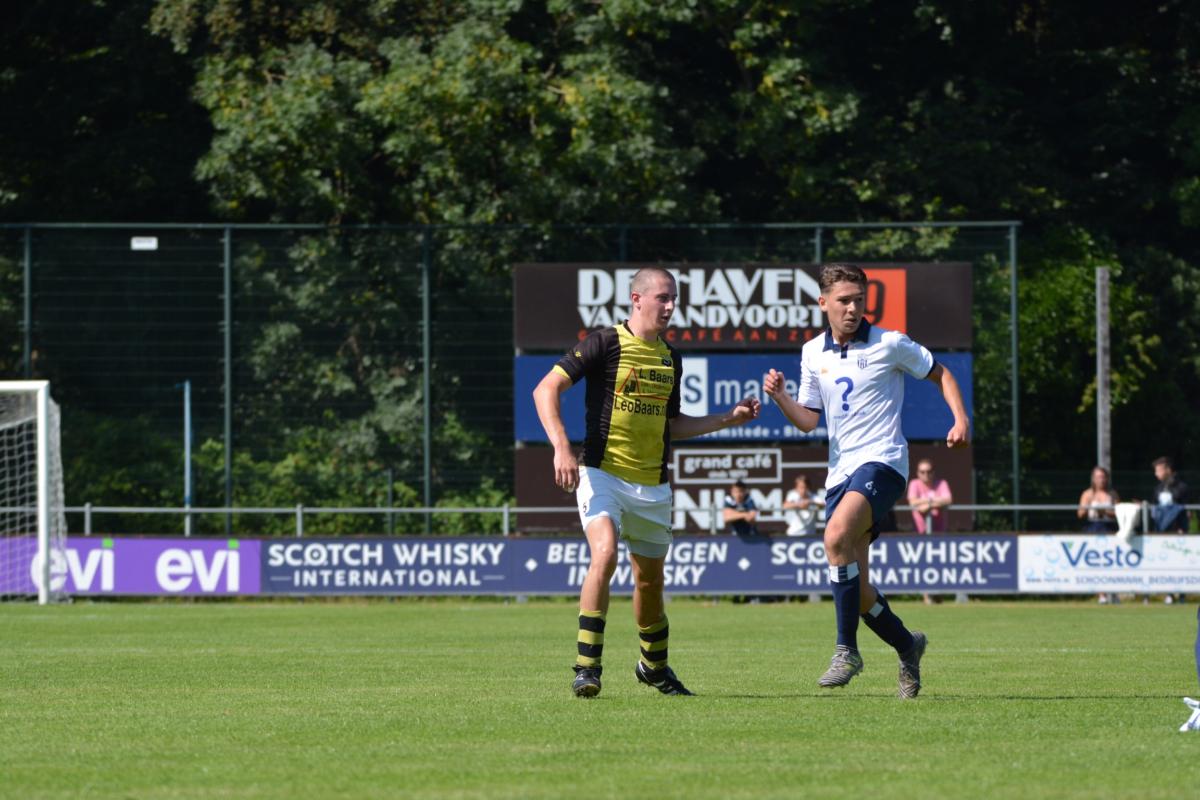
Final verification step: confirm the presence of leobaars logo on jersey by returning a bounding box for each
[513,263,931,351]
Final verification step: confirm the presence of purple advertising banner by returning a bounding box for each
[1,536,261,596]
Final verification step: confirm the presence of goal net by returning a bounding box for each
[0,381,67,603]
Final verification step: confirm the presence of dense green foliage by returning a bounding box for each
[2,600,1198,798]
[2,1,1199,516]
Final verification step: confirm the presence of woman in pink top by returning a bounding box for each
[908,458,952,534]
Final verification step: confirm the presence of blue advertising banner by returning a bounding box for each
[512,353,973,443]
[259,534,1015,596]
[41,533,1200,596]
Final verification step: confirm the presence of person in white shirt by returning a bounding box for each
[783,474,825,537]
[764,263,970,698]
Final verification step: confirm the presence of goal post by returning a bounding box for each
[0,381,67,604]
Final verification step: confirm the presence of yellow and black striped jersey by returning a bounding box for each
[553,322,682,486]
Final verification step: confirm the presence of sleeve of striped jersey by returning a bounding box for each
[553,330,605,384]
[891,332,935,379]
[796,350,823,410]
[666,350,682,418]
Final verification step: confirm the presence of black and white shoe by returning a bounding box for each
[898,631,927,699]
[572,665,602,698]
[817,646,864,688]
[635,661,694,696]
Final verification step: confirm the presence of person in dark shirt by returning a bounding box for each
[1152,456,1189,533]
[723,479,759,536]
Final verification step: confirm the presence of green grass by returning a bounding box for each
[2,599,1198,799]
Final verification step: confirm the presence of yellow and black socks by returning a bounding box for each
[576,610,606,671]
[638,616,669,673]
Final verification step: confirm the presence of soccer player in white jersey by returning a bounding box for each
[764,263,970,697]
[1183,609,1200,731]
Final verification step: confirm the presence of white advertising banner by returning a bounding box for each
[1018,534,1200,593]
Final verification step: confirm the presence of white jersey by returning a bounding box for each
[796,320,934,489]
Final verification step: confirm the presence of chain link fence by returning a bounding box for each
[1,222,1024,534]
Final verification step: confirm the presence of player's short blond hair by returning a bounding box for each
[630,267,676,296]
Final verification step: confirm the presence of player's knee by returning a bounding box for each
[823,525,856,562]
[588,544,618,577]
[635,571,663,593]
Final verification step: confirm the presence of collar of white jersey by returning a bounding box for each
[822,319,873,351]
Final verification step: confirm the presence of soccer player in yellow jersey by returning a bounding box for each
[533,266,761,697]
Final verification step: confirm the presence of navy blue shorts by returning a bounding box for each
[824,462,907,543]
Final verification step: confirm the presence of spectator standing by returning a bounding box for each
[783,474,825,537]
[1151,457,1189,605]
[1078,466,1121,605]
[723,479,759,536]
[908,458,956,604]
[908,458,952,533]
[1078,466,1120,533]
[1152,457,1189,533]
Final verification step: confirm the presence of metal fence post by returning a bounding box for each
[813,225,823,264]
[295,504,304,538]
[386,467,395,536]
[84,502,92,536]
[709,495,718,535]
[22,226,32,378]
[421,227,432,534]
[223,226,233,536]
[502,503,510,536]
[1009,223,1021,531]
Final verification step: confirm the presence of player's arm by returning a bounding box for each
[926,362,970,447]
[723,505,752,523]
[926,479,955,510]
[532,369,579,492]
[763,368,821,433]
[669,398,761,440]
[908,485,929,514]
[1077,489,1091,519]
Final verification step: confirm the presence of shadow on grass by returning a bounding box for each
[702,692,1186,701]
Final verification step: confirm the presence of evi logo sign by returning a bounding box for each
[26,538,262,595]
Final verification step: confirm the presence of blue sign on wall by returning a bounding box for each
[513,352,972,442]
[257,535,1015,596]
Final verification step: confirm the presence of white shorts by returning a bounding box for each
[576,466,673,558]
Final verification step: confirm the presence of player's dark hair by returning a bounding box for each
[819,263,867,292]
[1153,456,1174,470]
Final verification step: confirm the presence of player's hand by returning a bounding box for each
[946,419,970,448]
[553,447,580,493]
[730,397,761,425]
[763,369,787,402]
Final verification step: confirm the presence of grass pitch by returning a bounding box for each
[2,599,1198,799]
